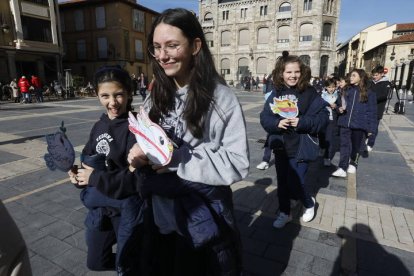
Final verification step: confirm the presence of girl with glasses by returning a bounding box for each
[89,8,249,275]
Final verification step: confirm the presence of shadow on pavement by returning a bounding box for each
[306,158,338,196]
[233,183,302,275]
[332,224,411,276]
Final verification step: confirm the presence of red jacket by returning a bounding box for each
[18,78,31,93]
[31,76,42,89]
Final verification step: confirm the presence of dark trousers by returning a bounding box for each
[367,119,380,147]
[139,88,146,101]
[262,146,272,163]
[274,151,313,215]
[323,120,340,160]
[338,127,365,170]
[85,215,120,271]
[152,231,242,276]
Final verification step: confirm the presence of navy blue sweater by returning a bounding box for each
[337,85,377,134]
[260,85,329,158]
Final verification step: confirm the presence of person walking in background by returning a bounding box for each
[320,78,341,166]
[332,69,377,178]
[256,76,260,90]
[137,72,148,101]
[18,76,31,103]
[31,75,43,103]
[10,78,20,103]
[131,74,138,96]
[262,74,267,93]
[367,65,391,151]
[260,52,328,229]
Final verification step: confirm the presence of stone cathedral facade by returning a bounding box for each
[199,0,341,85]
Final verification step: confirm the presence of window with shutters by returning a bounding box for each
[205,32,214,47]
[74,10,84,31]
[239,29,249,45]
[77,39,86,59]
[221,30,231,46]
[221,59,230,75]
[299,23,313,41]
[257,28,269,44]
[257,57,267,74]
[279,2,291,12]
[322,23,332,41]
[95,7,105,29]
[97,37,108,59]
[277,26,290,43]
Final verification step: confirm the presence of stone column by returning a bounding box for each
[36,59,45,81]
[6,51,17,80]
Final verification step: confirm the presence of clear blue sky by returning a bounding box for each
[59,0,414,43]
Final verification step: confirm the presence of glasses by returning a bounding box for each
[148,42,186,57]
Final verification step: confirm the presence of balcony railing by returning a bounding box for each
[201,20,214,27]
[321,41,331,48]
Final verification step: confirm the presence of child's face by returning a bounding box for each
[350,72,361,85]
[97,81,128,119]
[282,62,301,87]
[338,79,346,88]
[326,85,336,94]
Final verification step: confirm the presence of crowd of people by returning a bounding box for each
[0,7,396,276]
[257,54,390,228]
[61,8,393,274]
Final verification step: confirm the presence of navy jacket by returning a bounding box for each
[337,85,377,134]
[260,86,329,158]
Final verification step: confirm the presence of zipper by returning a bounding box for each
[347,88,357,127]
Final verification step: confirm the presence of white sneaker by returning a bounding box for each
[302,197,316,222]
[367,146,373,152]
[347,165,356,174]
[256,161,269,170]
[332,168,347,177]
[323,158,332,167]
[272,212,292,229]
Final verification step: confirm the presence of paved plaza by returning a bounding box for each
[0,90,413,275]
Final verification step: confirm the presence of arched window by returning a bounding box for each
[221,58,230,75]
[205,32,213,47]
[299,23,313,42]
[277,26,290,43]
[257,27,269,44]
[238,57,249,76]
[299,55,311,66]
[257,57,267,74]
[279,2,291,12]
[322,23,332,41]
[320,55,329,77]
[304,0,312,11]
[221,30,231,46]
[204,12,213,21]
[239,29,249,45]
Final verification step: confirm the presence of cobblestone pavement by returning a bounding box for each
[0,91,413,275]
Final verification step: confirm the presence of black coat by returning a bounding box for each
[370,77,391,119]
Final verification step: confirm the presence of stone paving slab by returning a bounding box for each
[231,181,414,253]
[1,94,414,275]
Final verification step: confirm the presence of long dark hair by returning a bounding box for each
[93,65,133,112]
[350,69,369,102]
[147,8,225,138]
[272,53,310,92]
